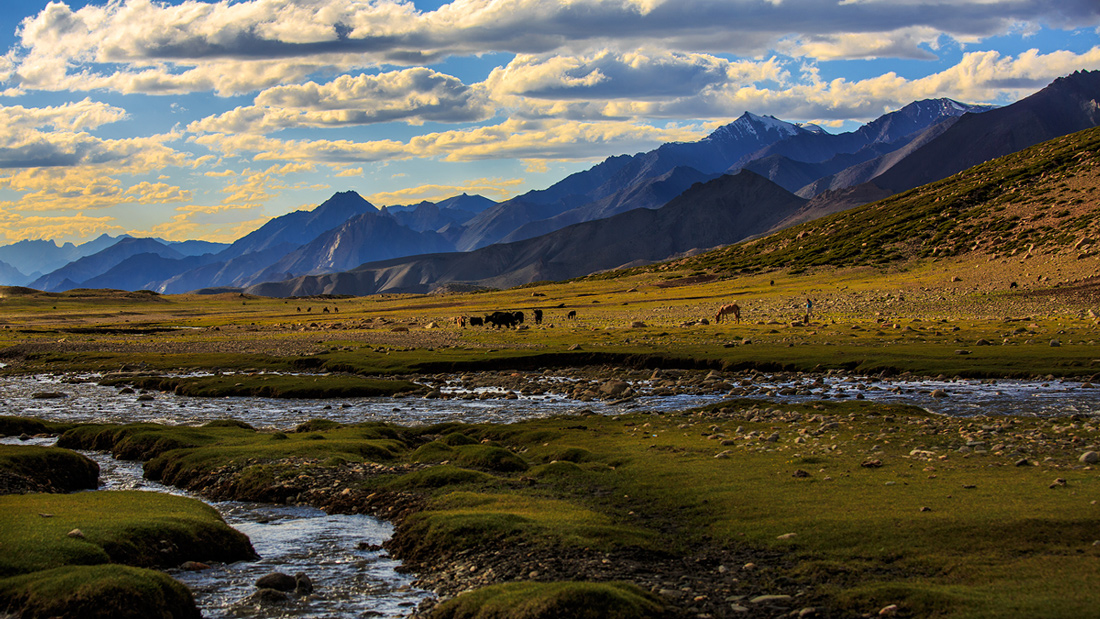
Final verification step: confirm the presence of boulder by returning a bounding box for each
[255,572,297,592]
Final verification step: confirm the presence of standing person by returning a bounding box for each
[804,298,812,323]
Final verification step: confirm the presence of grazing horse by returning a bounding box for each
[715,303,741,324]
[566,310,577,319]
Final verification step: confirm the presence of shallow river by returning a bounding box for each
[3,371,1100,618]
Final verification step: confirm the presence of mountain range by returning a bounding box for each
[6,70,1099,297]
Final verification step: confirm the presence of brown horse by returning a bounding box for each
[715,303,740,324]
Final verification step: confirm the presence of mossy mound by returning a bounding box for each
[389,465,498,490]
[452,445,528,472]
[0,491,255,576]
[428,581,666,619]
[0,564,199,619]
[0,491,254,619]
[0,445,99,494]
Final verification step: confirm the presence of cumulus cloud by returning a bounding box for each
[492,46,1100,122]
[7,0,1099,95]
[189,68,492,133]
[193,117,709,164]
[485,49,786,100]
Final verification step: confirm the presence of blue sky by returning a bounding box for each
[0,0,1097,245]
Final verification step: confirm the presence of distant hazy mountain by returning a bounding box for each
[245,171,805,297]
[0,259,28,286]
[245,208,454,286]
[450,105,979,252]
[161,239,229,257]
[0,234,131,277]
[498,166,721,244]
[216,191,380,262]
[453,112,815,252]
[155,245,299,294]
[386,194,497,233]
[28,237,184,292]
[80,253,217,292]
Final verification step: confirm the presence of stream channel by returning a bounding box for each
[3,371,1100,617]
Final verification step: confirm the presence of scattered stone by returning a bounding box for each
[798,608,818,617]
[255,572,297,591]
[879,604,899,616]
[1080,451,1100,464]
[919,506,932,512]
[179,561,211,571]
[66,529,84,539]
[776,533,797,540]
[930,388,948,398]
[1015,458,1032,467]
[31,392,67,399]
[136,394,155,401]
[1050,339,1062,347]
[1050,478,1067,488]
[631,321,647,328]
[860,458,883,468]
[792,469,811,478]
[975,339,992,346]
[598,380,631,397]
[749,594,792,605]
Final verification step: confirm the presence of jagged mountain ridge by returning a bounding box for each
[10,71,1100,296]
[244,210,455,287]
[873,70,1100,194]
[676,124,1100,277]
[244,171,806,297]
[453,112,819,252]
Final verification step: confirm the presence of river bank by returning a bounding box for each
[10,377,1097,619]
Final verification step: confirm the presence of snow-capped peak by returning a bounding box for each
[706,112,803,143]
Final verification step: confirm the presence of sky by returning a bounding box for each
[0,0,1097,246]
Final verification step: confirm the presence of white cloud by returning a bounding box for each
[494,46,1100,122]
[0,210,122,243]
[193,117,709,163]
[189,68,492,133]
[7,0,1098,95]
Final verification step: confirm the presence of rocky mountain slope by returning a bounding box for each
[244,171,806,297]
[670,125,1100,280]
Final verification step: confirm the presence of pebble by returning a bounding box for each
[749,594,792,605]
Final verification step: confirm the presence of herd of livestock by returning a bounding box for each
[455,308,573,328]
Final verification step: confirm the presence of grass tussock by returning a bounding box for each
[429,581,666,619]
